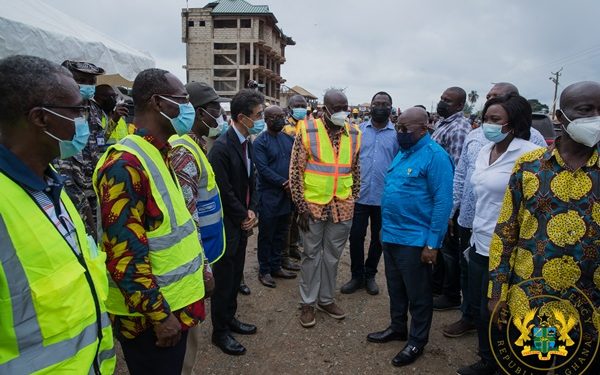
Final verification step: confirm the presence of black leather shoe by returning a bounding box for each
[211,334,246,356]
[239,282,251,295]
[392,344,423,367]
[228,318,257,335]
[367,327,407,343]
[259,273,276,288]
[340,278,364,294]
[365,278,379,295]
[272,268,297,279]
[282,258,301,271]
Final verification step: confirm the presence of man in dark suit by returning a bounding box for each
[208,89,265,355]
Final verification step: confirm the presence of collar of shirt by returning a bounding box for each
[133,127,171,156]
[232,123,248,144]
[365,119,395,131]
[400,133,431,154]
[437,111,465,127]
[287,116,298,127]
[0,144,65,196]
[543,137,600,168]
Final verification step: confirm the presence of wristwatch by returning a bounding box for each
[426,246,435,251]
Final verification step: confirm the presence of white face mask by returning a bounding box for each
[326,107,349,127]
[561,111,600,147]
[201,107,228,137]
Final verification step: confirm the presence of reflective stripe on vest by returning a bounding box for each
[0,216,114,374]
[120,138,196,251]
[170,134,226,264]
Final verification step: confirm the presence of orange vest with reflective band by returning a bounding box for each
[300,118,361,204]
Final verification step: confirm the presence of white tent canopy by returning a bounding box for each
[0,0,154,81]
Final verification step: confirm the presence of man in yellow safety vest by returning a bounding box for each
[289,89,361,328]
[0,55,115,374]
[93,68,206,374]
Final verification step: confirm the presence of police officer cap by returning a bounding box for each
[61,60,105,75]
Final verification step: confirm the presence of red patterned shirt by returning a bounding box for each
[95,129,205,339]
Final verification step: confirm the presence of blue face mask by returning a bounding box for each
[482,122,509,143]
[291,107,307,120]
[43,108,90,158]
[79,84,96,100]
[159,96,196,136]
[242,114,265,135]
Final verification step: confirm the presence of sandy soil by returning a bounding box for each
[114,232,479,375]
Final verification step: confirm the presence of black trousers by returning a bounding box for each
[383,243,433,349]
[440,212,463,302]
[119,328,189,375]
[211,218,248,337]
[257,213,290,274]
[348,203,383,280]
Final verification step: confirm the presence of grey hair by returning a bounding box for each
[0,55,71,125]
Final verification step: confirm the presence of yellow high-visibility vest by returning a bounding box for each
[0,172,115,374]
[169,134,226,264]
[93,134,205,316]
[100,115,129,144]
[299,118,361,204]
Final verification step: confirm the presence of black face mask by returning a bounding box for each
[99,96,117,114]
[436,101,451,118]
[397,131,417,149]
[268,118,286,132]
[371,107,391,123]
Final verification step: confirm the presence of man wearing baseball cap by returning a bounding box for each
[53,60,105,237]
[169,82,227,372]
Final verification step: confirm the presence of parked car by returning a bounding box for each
[531,112,556,145]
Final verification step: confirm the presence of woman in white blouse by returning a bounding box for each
[457,94,541,375]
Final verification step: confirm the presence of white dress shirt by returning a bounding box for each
[470,137,541,256]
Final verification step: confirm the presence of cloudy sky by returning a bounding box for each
[47,0,600,111]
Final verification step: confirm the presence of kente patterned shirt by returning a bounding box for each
[96,130,205,339]
[488,140,600,331]
[289,121,361,223]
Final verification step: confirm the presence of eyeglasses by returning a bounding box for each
[41,104,90,120]
[156,94,190,104]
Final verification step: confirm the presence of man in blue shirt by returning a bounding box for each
[254,105,297,288]
[367,107,453,367]
[341,92,399,295]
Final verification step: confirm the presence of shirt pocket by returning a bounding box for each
[30,260,96,341]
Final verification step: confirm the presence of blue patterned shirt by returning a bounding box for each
[432,111,472,167]
[357,120,399,206]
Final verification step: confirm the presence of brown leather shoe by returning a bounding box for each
[258,273,276,288]
[443,318,476,338]
[299,305,316,328]
[316,302,346,320]
[282,258,301,271]
[272,268,297,279]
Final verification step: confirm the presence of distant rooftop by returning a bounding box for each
[203,0,294,44]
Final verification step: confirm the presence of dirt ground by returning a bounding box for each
[115,232,479,375]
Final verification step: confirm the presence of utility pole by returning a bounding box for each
[549,67,563,120]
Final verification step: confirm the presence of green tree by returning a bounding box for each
[468,90,479,107]
[528,99,549,114]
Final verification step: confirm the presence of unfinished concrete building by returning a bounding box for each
[181,0,295,104]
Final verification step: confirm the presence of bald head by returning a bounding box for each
[559,81,600,109]
[487,82,519,100]
[265,105,284,118]
[288,94,307,109]
[399,107,429,124]
[324,89,347,108]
